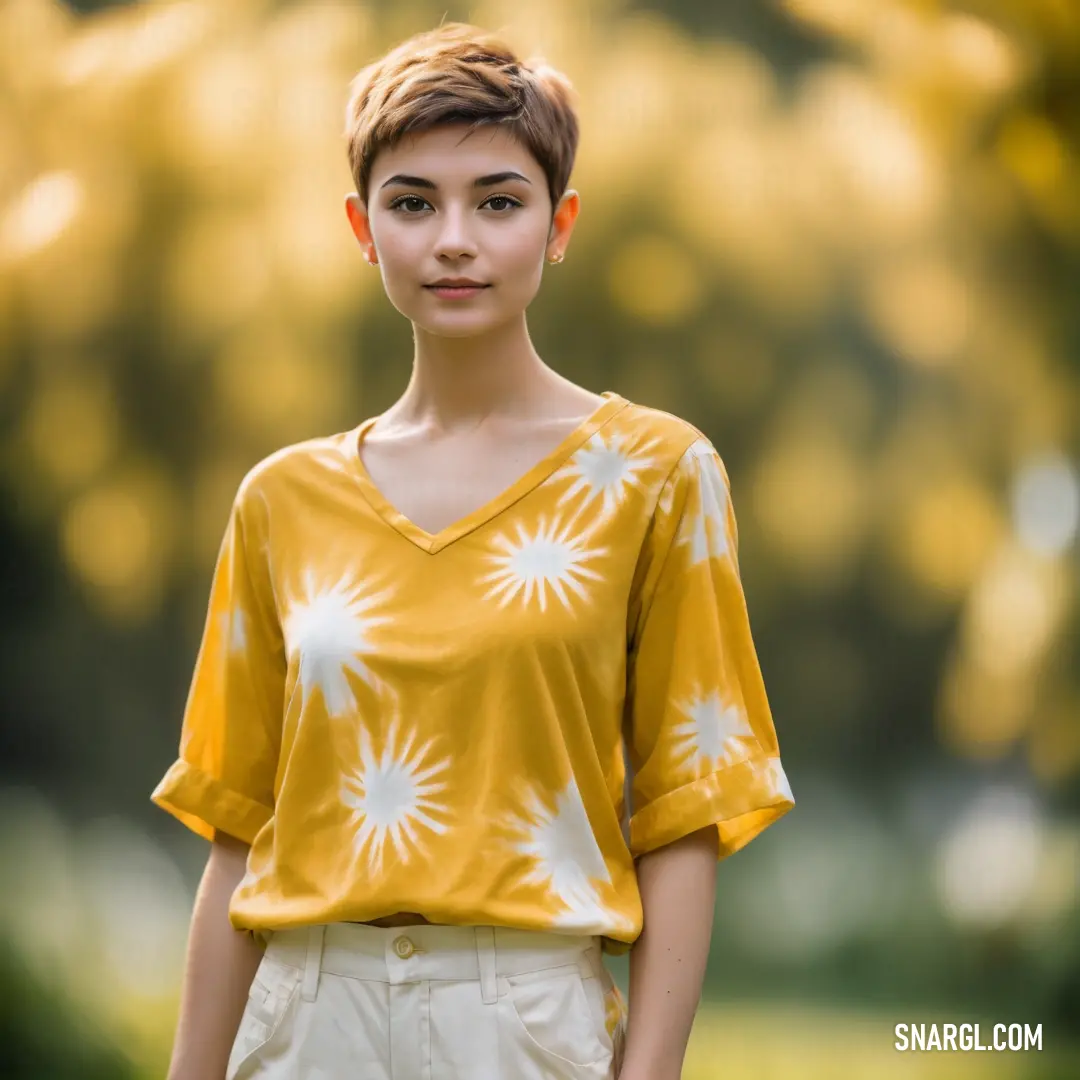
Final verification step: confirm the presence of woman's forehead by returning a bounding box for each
[372,125,538,184]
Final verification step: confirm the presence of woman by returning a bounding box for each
[153,21,795,1080]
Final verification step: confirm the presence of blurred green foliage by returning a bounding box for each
[0,937,139,1079]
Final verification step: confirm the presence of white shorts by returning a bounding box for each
[227,922,629,1080]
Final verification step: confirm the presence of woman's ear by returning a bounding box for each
[345,194,377,263]
[547,189,580,261]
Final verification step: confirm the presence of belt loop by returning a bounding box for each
[581,939,603,980]
[475,926,497,1005]
[301,924,325,1002]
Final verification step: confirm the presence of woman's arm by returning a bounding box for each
[166,832,265,1080]
[620,825,720,1080]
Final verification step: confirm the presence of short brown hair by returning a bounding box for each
[343,22,579,216]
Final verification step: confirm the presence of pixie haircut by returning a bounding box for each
[343,22,580,217]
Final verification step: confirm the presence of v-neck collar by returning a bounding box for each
[346,390,630,555]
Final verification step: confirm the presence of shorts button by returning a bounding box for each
[393,935,415,959]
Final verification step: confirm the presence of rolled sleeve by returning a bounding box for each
[629,750,794,858]
[151,759,274,845]
[151,482,285,844]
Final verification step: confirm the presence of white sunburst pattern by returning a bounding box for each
[669,688,756,775]
[342,715,453,874]
[553,430,662,518]
[220,605,247,654]
[756,756,795,804]
[506,778,633,934]
[282,567,393,717]
[478,515,607,613]
[674,440,731,566]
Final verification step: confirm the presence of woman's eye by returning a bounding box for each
[393,196,429,213]
[485,195,521,212]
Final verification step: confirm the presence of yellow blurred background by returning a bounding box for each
[1,0,1078,1076]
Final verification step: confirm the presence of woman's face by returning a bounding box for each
[345,123,578,338]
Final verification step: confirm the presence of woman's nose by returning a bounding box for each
[432,206,479,258]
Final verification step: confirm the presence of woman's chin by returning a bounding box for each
[408,306,521,338]
[411,316,494,339]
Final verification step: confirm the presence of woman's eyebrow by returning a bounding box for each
[379,171,532,191]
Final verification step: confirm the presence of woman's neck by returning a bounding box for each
[393,316,565,432]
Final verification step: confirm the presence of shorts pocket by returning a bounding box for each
[225,956,301,1080]
[501,963,611,1072]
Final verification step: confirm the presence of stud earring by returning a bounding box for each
[548,253,564,264]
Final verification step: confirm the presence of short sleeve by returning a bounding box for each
[151,485,285,844]
[624,437,794,860]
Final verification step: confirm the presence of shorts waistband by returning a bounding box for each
[264,923,604,1003]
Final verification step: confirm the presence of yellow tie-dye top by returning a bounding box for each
[151,391,794,955]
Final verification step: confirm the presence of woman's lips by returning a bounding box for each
[425,285,490,299]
